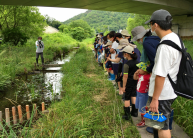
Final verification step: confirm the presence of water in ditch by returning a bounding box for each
[0,51,76,118]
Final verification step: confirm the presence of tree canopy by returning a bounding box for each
[62,10,131,33]
[45,15,62,29]
[0,5,47,46]
[127,14,151,35]
[59,19,95,41]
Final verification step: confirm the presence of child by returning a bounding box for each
[133,62,150,127]
[121,46,139,120]
[104,42,115,80]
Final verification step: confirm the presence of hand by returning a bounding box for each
[37,44,39,46]
[134,70,140,76]
[122,87,126,93]
[137,69,148,75]
[149,98,159,113]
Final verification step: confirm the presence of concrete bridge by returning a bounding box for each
[1,0,193,37]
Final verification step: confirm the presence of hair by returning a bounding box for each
[108,31,115,38]
[38,37,42,39]
[103,35,107,42]
[151,16,173,31]
[100,33,103,36]
[115,33,122,38]
[144,30,152,37]
[96,34,98,37]
[123,52,138,60]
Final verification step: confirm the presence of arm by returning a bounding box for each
[122,74,128,92]
[149,45,170,113]
[36,41,39,46]
[133,71,139,80]
[122,64,129,92]
[150,75,165,113]
[108,57,121,63]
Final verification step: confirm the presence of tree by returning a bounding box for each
[127,14,151,34]
[58,24,69,32]
[45,15,62,29]
[69,19,92,38]
[2,28,28,45]
[0,5,47,46]
[127,18,135,35]
[70,27,85,41]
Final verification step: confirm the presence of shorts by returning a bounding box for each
[116,63,123,82]
[135,91,148,113]
[105,62,109,68]
[148,97,176,130]
[107,61,112,69]
[112,63,119,75]
[95,44,99,49]
[125,85,137,100]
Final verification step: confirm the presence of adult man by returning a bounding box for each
[35,37,44,66]
[145,9,181,138]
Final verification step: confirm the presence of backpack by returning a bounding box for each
[38,41,44,48]
[157,36,193,99]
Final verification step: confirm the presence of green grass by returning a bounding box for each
[0,33,81,90]
[28,45,140,138]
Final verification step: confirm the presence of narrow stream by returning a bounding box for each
[0,51,76,118]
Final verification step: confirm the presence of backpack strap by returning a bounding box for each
[157,38,185,91]
[158,40,182,52]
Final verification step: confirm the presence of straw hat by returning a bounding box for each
[103,41,112,47]
[117,39,129,49]
[121,46,134,54]
[121,30,131,37]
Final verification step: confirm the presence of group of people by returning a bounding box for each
[94,9,182,138]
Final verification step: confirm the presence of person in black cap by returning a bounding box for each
[145,9,181,138]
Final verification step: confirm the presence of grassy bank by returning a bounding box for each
[0,33,79,90]
[30,45,140,137]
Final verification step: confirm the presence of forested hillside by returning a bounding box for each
[62,10,131,32]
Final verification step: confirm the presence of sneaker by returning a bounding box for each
[136,120,146,127]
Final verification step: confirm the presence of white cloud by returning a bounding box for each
[37,6,88,22]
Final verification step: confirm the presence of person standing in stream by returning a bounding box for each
[36,37,44,66]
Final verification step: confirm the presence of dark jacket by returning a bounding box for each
[143,36,160,73]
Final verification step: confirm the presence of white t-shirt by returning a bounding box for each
[111,41,119,64]
[36,40,44,53]
[149,32,182,100]
[112,41,119,49]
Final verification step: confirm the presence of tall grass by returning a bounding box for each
[28,45,140,137]
[0,33,79,90]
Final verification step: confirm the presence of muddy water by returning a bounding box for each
[0,51,76,118]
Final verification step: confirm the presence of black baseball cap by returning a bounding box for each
[145,9,172,24]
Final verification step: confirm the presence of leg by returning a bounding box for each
[122,100,131,120]
[118,81,123,95]
[158,99,176,138]
[136,92,148,127]
[131,97,136,104]
[36,53,39,65]
[125,100,130,107]
[130,87,138,117]
[41,52,44,65]
[158,129,171,138]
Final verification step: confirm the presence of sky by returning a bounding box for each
[38,6,88,22]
